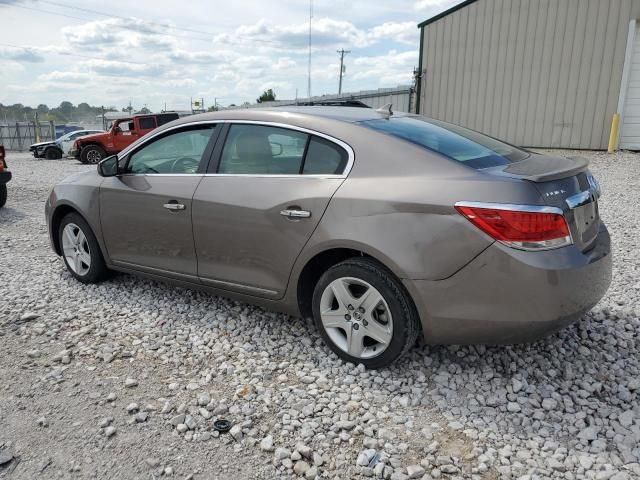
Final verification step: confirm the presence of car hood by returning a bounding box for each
[31,140,57,148]
[77,132,109,142]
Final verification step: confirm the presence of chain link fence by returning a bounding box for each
[0,122,56,151]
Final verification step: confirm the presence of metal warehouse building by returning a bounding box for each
[416,0,640,150]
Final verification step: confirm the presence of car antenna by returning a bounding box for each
[376,103,393,119]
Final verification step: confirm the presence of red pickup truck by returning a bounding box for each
[71,112,179,164]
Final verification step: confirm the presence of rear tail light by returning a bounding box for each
[455,202,572,251]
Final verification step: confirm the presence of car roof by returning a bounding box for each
[169,106,413,126]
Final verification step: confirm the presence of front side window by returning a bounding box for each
[117,120,135,133]
[360,117,529,169]
[218,124,308,174]
[126,126,216,174]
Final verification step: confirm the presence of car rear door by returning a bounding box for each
[100,123,219,280]
[192,122,352,299]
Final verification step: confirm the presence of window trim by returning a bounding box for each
[119,123,221,176]
[117,119,355,179]
[207,120,354,178]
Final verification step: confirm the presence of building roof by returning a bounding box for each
[417,0,478,28]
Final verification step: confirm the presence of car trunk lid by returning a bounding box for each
[483,154,600,252]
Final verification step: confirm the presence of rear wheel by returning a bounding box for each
[45,147,62,160]
[312,258,420,369]
[0,184,6,208]
[58,212,109,283]
[81,145,105,164]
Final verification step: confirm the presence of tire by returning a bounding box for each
[80,145,106,164]
[312,257,420,369]
[0,184,6,208]
[45,147,62,160]
[58,212,109,284]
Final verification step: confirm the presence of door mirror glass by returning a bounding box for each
[98,155,119,177]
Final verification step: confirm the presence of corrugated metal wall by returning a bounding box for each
[419,0,640,149]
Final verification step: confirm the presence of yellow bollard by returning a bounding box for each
[608,113,620,153]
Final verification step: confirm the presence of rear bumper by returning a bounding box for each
[0,171,11,185]
[405,223,612,344]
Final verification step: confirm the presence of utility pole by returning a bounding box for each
[337,49,350,95]
[307,0,313,98]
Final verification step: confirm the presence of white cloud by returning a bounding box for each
[215,17,370,50]
[1,2,425,110]
[414,0,450,9]
[368,22,417,45]
[351,50,417,85]
[0,46,45,63]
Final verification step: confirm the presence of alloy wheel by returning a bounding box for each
[319,277,393,359]
[62,223,91,275]
[87,150,101,164]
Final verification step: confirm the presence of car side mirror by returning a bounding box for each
[98,155,119,177]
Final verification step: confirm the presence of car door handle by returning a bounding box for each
[280,209,311,219]
[163,202,185,211]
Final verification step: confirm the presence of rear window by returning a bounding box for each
[138,117,156,130]
[303,137,348,174]
[360,117,529,169]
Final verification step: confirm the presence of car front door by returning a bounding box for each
[112,120,139,151]
[100,123,219,280]
[61,131,84,155]
[192,122,352,299]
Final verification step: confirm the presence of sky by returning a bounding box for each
[0,0,463,111]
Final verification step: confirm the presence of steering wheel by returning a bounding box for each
[171,157,200,173]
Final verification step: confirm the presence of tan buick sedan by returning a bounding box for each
[46,107,611,368]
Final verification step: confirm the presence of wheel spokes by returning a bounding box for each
[320,310,350,330]
[330,279,356,309]
[346,326,365,357]
[362,315,392,345]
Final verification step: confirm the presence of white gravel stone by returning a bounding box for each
[1,150,639,479]
[260,435,274,452]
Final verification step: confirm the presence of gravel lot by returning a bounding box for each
[0,149,638,480]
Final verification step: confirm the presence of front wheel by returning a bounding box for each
[58,212,109,283]
[80,145,106,164]
[312,258,420,369]
[0,184,6,208]
[45,147,62,160]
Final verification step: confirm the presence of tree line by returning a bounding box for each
[0,102,119,124]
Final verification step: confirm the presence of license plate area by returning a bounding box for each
[567,195,599,250]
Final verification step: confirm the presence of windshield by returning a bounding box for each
[360,117,529,169]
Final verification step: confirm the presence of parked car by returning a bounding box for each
[45,107,612,368]
[30,129,104,159]
[71,113,179,164]
[0,145,11,208]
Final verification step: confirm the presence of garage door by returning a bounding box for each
[620,25,640,150]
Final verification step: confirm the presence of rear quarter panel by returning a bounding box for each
[294,127,547,282]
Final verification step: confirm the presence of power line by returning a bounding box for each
[0,42,149,65]
[35,0,287,47]
[6,3,215,43]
